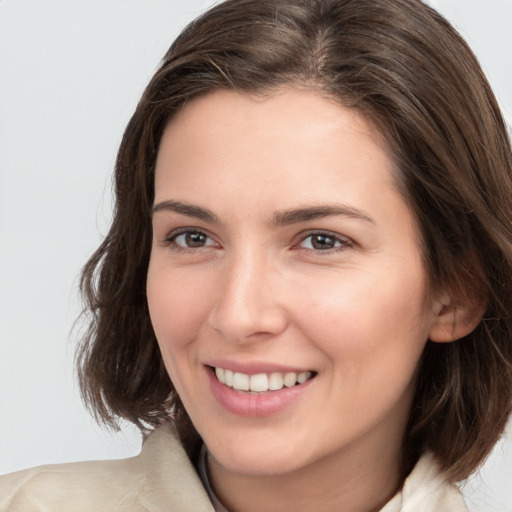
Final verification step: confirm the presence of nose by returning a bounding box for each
[208,250,288,343]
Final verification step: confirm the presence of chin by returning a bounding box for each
[211,449,304,477]
[203,430,310,477]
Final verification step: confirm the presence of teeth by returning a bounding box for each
[215,367,225,384]
[268,372,283,390]
[250,373,268,392]
[297,371,309,384]
[214,367,313,392]
[232,372,249,391]
[283,372,297,387]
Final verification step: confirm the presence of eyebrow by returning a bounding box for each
[152,200,374,226]
[271,205,375,226]
[152,200,219,223]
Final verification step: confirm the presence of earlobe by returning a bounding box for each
[429,294,486,343]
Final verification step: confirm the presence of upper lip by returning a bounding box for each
[205,359,314,375]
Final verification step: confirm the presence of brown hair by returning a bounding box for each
[77,0,512,482]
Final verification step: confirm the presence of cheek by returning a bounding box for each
[146,263,212,361]
[296,269,430,428]
[293,264,431,369]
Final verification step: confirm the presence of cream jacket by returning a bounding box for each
[0,424,467,512]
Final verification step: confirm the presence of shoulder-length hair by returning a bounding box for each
[77,0,512,482]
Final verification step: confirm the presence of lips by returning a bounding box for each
[206,363,316,417]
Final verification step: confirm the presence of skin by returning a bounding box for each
[147,88,454,512]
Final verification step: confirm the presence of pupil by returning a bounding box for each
[312,234,334,250]
[186,232,206,247]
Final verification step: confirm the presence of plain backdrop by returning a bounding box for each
[0,1,511,511]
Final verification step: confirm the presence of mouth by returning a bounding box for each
[211,366,317,393]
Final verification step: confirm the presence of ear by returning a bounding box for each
[429,291,486,343]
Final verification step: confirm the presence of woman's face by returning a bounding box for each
[147,88,444,477]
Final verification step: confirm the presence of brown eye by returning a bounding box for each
[311,234,336,250]
[299,232,350,251]
[185,232,207,247]
[171,230,215,248]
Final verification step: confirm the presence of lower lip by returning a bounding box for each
[206,367,315,418]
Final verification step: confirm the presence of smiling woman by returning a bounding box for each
[1,0,512,511]
[147,89,446,508]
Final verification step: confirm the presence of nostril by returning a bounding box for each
[208,307,288,344]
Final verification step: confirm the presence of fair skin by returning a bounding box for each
[147,88,458,512]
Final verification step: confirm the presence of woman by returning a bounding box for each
[1,0,511,510]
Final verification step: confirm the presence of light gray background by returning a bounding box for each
[0,1,511,511]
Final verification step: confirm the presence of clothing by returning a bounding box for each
[0,423,468,512]
[0,424,214,512]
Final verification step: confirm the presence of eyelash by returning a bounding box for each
[294,231,353,253]
[164,228,217,252]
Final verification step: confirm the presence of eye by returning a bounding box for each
[166,229,217,249]
[298,232,351,251]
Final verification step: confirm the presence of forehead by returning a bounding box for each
[154,88,397,202]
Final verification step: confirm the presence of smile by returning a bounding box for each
[214,367,315,393]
